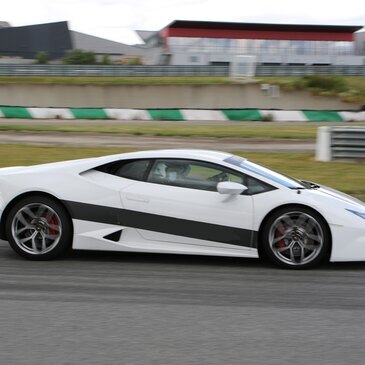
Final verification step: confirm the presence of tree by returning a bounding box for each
[63,49,96,65]
[101,54,111,65]
[35,51,49,64]
[126,57,143,65]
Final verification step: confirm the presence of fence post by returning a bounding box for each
[316,126,332,162]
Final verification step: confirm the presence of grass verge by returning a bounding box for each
[0,76,231,85]
[0,144,364,201]
[258,76,365,104]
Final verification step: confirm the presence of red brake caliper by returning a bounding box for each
[47,214,59,236]
[275,223,286,249]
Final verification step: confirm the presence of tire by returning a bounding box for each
[261,206,330,269]
[5,195,73,260]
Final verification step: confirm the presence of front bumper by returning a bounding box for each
[330,224,365,262]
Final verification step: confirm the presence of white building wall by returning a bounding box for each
[333,55,365,65]
[355,31,365,55]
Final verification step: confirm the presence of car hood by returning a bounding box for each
[311,185,365,210]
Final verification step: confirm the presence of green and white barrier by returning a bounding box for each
[0,106,364,122]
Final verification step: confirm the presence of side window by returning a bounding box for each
[146,159,275,194]
[96,159,151,181]
[189,164,243,184]
[147,159,244,191]
[246,176,275,195]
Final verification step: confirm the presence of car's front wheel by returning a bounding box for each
[5,195,72,260]
[262,206,330,269]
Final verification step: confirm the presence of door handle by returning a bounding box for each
[126,194,149,203]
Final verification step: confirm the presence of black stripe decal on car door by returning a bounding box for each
[62,200,257,248]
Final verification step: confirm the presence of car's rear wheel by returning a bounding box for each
[262,207,330,269]
[5,195,72,260]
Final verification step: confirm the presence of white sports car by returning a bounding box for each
[0,149,364,269]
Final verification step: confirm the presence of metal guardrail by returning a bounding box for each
[316,126,365,162]
[0,64,364,76]
[331,127,365,160]
[0,65,228,77]
[257,65,365,76]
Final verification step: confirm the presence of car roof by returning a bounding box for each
[115,149,232,162]
[0,150,235,176]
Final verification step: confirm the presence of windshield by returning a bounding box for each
[224,155,306,189]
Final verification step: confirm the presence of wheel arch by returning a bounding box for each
[257,203,332,259]
[0,191,73,241]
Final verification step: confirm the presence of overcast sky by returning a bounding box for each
[2,0,365,44]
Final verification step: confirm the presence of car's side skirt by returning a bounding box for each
[62,200,258,249]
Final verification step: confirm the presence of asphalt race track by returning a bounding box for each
[1,118,363,151]
[0,131,315,152]
[1,240,365,364]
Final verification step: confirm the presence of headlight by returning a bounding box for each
[347,209,365,220]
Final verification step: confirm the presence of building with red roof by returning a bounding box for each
[138,20,365,66]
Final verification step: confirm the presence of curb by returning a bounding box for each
[0,107,365,122]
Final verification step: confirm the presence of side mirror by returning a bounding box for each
[217,182,248,195]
